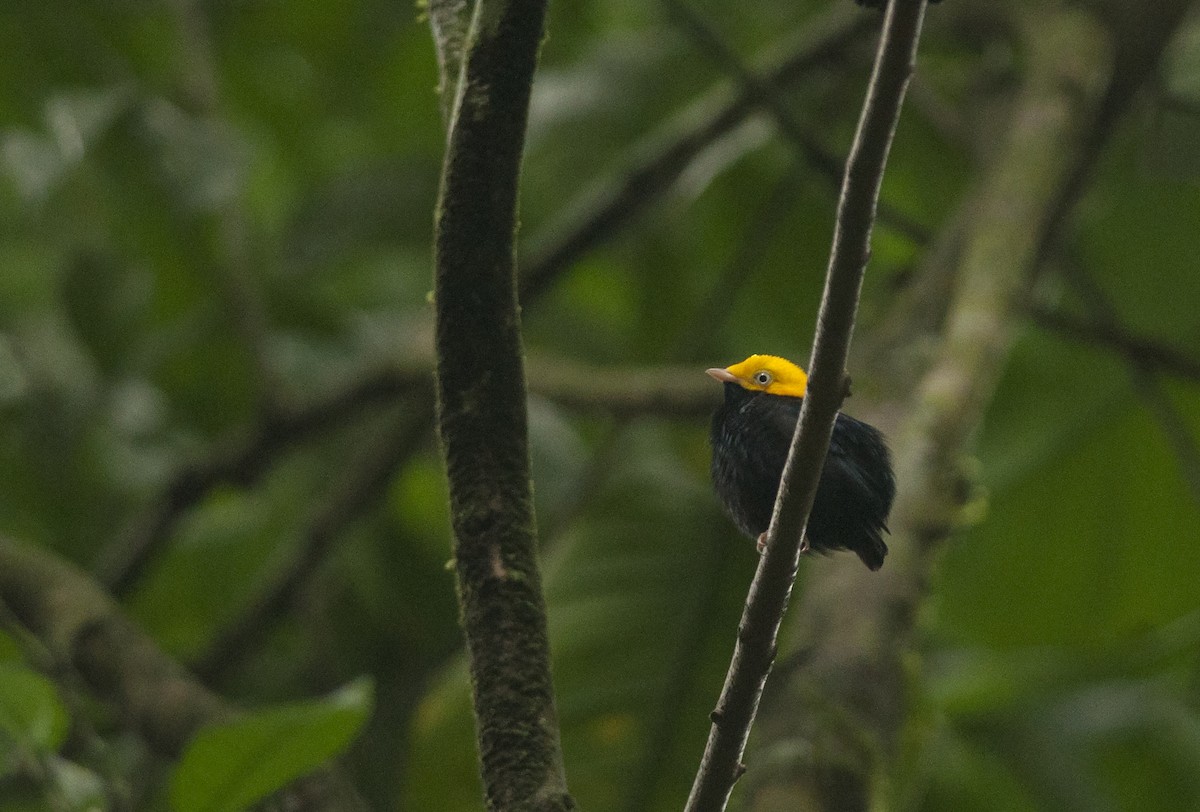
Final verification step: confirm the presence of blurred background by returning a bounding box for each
[1,0,1199,809]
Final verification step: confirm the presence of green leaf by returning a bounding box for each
[0,663,69,754]
[170,677,373,812]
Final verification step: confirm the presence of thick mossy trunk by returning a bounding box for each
[431,0,573,809]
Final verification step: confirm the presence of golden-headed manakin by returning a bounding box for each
[707,355,895,570]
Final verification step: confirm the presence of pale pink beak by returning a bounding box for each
[705,367,738,384]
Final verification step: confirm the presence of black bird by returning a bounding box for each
[707,354,895,570]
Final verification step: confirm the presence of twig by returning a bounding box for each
[1029,303,1200,382]
[192,397,435,684]
[1052,260,1200,505]
[745,8,1114,808]
[518,4,873,303]
[0,537,367,810]
[432,0,573,808]
[93,364,428,594]
[661,0,929,244]
[685,2,929,809]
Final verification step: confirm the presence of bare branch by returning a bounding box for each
[0,537,367,810]
[93,365,428,595]
[1052,260,1200,505]
[1030,303,1200,382]
[192,398,435,684]
[661,0,929,243]
[685,2,929,809]
[518,4,873,303]
[746,8,1115,809]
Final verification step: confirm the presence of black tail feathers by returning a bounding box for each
[853,534,888,571]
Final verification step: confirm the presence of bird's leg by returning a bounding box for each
[758,533,811,555]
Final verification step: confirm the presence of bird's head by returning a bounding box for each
[705,354,808,398]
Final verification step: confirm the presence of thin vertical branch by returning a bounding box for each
[432,0,572,808]
[685,2,928,809]
[746,8,1114,809]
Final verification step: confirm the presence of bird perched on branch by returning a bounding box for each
[707,355,895,570]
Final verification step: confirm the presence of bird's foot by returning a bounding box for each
[758,535,811,555]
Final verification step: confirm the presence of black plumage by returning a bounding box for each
[710,380,895,570]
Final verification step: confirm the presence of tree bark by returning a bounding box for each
[431,0,574,808]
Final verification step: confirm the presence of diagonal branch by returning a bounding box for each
[1029,303,1200,383]
[0,537,367,810]
[746,8,1116,810]
[1053,260,1200,505]
[518,4,873,303]
[93,365,428,595]
[432,0,572,808]
[191,396,435,685]
[660,0,930,244]
[685,2,929,809]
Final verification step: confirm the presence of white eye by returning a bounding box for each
[753,370,772,386]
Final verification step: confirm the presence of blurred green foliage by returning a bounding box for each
[170,678,374,812]
[0,0,1198,810]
